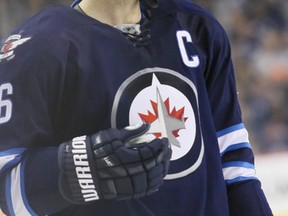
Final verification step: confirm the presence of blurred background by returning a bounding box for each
[0,0,287,215]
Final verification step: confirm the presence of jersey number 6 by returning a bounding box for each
[0,83,13,124]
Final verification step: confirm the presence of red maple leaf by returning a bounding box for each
[1,41,13,53]
[138,98,187,138]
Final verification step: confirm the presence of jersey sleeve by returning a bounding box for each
[0,18,75,215]
[203,17,273,215]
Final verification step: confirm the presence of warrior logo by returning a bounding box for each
[111,67,204,180]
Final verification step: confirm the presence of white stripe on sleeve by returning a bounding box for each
[218,127,250,155]
[6,162,36,216]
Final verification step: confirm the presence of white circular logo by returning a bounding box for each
[111,67,204,180]
[129,74,196,161]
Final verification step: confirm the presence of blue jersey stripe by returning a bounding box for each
[20,156,37,216]
[5,173,15,216]
[222,161,255,169]
[216,123,245,138]
[5,159,37,216]
[220,142,251,156]
[0,148,26,157]
[226,176,258,185]
[0,148,26,175]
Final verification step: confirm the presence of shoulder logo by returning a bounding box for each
[0,34,31,61]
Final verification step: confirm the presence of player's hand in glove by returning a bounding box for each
[58,124,171,204]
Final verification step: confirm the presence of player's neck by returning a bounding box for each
[79,0,142,26]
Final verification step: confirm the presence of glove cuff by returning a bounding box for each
[58,135,100,204]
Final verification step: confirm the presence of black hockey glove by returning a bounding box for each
[58,124,171,204]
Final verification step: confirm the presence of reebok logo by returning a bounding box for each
[72,136,99,202]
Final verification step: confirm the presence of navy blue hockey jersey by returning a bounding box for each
[0,0,272,215]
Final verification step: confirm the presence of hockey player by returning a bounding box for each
[0,0,273,215]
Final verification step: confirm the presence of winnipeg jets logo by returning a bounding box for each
[136,75,187,148]
[112,67,204,179]
[0,34,31,61]
[139,87,186,148]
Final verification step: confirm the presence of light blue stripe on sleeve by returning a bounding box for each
[220,142,251,156]
[5,157,37,216]
[0,148,26,157]
[226,176,258,185]
[0,148,26,175]
[5,174,14,216]
[216,123,245,137]
[222,161,257,184]
[222,161,255,169]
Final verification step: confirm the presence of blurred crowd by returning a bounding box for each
[199,0,288,153]
[1,0,288,154]
[0,0,68,39]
